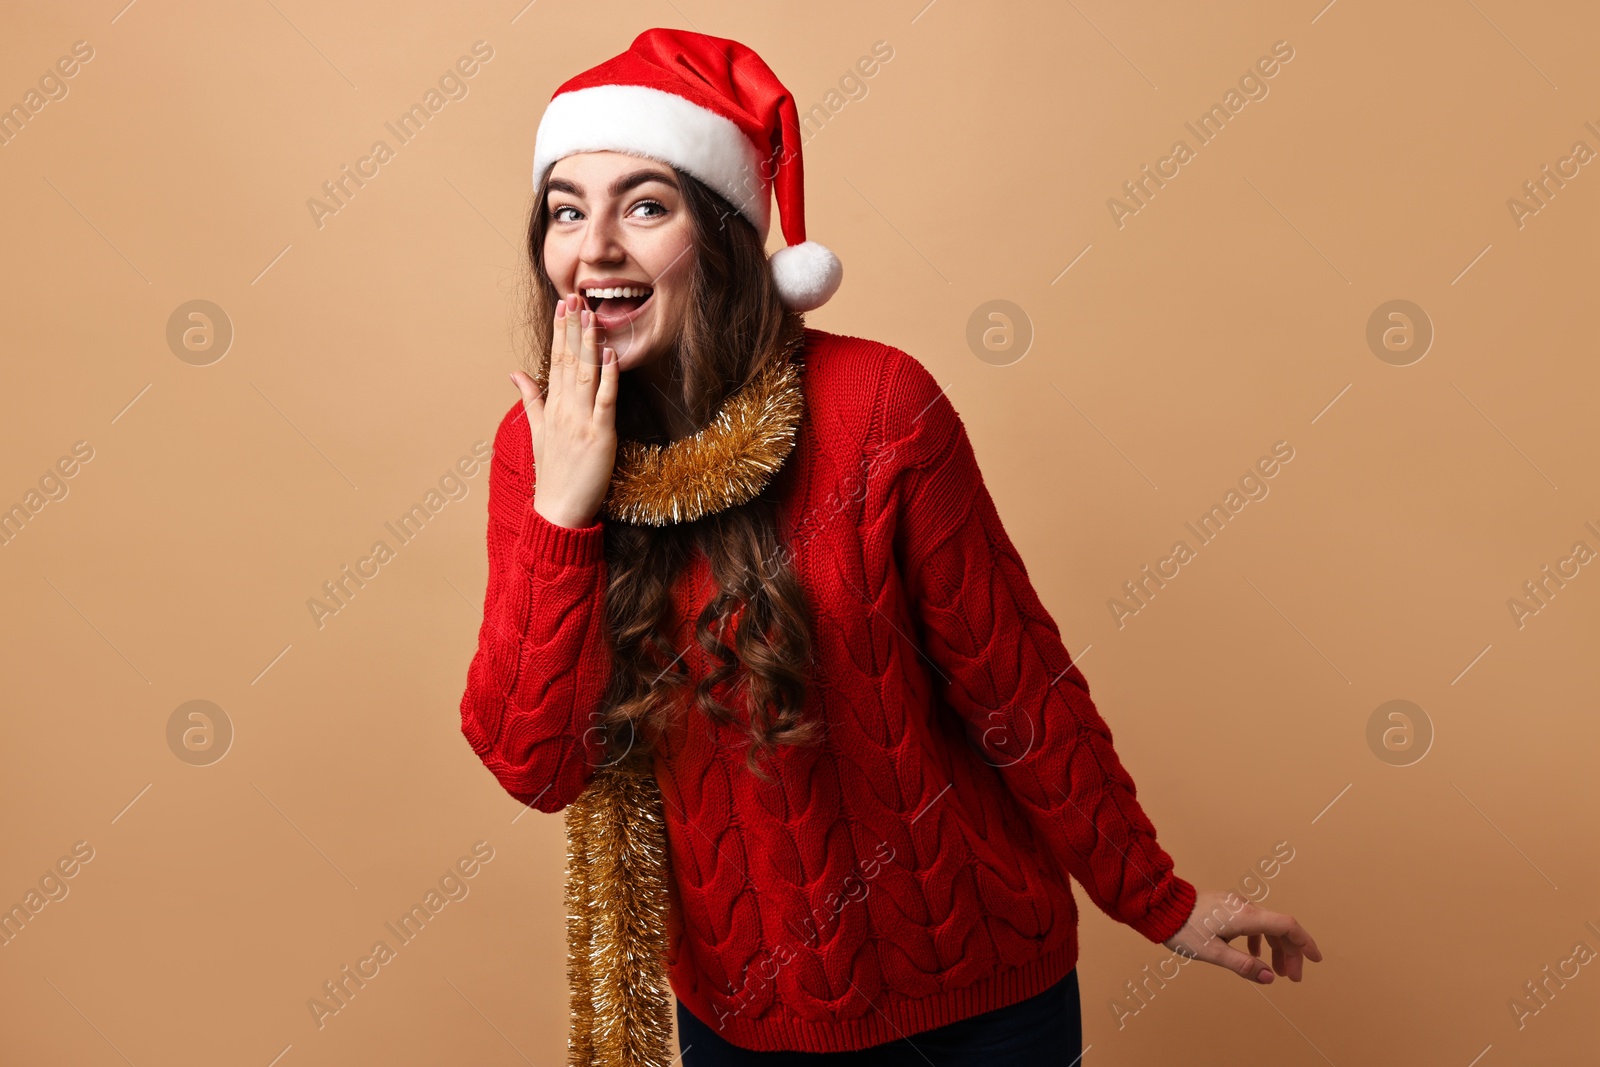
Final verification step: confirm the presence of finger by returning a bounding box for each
[585,309,606,369]
[574,313,603,406]
[1248,933,1260,961]
[1204,939,1274,984]
[1267,933,1307,981]
[1248,910,1322,966]
[548,300,568,405]
[562,295,582,399]
[560,298,582,402]
[593,346,619,425]
[509,369,543,415]
[1293,923,1323,964]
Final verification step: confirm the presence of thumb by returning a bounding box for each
[510,370,543,414]
[1205,939,1274,984]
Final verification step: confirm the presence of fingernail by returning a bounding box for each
[555,302,566,318]
[581,309,591,327]
[1258,968,1273,982]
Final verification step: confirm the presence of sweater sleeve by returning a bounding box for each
[458,401,611,813]
[885,355,1197,944]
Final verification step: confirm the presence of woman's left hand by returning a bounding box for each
[1162,889,1322,984]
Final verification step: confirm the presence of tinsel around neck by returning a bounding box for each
[535,317,808,527]
[555,317,809,1066]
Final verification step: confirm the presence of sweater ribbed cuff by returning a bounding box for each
[1128,871,1199,944]
[515,499,605,566]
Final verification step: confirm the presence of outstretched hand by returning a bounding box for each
[508,292,619,530]
[1162,889,1322,984]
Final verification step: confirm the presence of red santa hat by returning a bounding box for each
[531,28,843,313]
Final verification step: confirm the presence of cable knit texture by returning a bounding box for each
[459,327,1197,1054]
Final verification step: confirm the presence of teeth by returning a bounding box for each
[582,286,652,299]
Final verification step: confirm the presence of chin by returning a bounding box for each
[617,336,663,369]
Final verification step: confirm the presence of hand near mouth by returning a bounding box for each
[508,291,620,530]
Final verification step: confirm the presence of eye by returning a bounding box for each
[631,199,667,218]
[551,204,581,223]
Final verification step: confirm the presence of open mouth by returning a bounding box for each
[582,285,653,325]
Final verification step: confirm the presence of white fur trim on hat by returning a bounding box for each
[770,240,843,312]
[531,84,772,239]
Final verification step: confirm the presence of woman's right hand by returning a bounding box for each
[509,293,619,529]
[1162,889,1322,984]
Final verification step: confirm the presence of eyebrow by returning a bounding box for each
[547,169,679,198]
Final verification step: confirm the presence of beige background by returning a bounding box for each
[3,0,1598,1063]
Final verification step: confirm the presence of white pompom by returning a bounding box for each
[770,240,843,312]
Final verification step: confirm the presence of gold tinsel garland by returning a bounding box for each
[557,317,808,1066]
[534,316,808,527]
[565,762,675,1067]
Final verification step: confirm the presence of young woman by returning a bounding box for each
[459,28,1321,1067]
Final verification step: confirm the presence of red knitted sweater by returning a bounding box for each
[459,327,1197,1053]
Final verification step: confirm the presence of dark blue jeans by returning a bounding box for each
[676,968,1082,1066]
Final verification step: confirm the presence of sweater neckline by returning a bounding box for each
[599,314,808,526]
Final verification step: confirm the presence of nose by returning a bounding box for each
[578,207,625,266]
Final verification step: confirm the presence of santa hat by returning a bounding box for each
[531,28,843,313]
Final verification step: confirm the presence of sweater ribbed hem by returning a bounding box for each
[516,500,604,565]
[676,937,1081,1054]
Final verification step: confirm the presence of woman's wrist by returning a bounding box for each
[533,494,596,530]
[520,496,605,566]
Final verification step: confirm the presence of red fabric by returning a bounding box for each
[550,27,810,247]
[459,328,1197,1053]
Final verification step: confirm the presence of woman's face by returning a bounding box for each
[542,151,695,373]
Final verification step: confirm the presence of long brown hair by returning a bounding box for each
[519,164,823,781]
